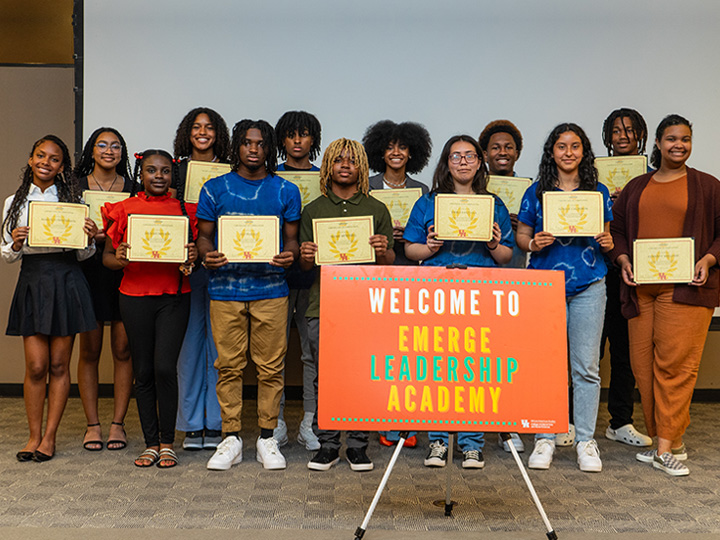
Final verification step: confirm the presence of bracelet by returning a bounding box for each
[528,239,535,252]
[488,243,497,251]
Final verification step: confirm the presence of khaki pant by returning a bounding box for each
[210,297,288,432]
[628,284,712,441]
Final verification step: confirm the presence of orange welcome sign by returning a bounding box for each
[318,265,568,434]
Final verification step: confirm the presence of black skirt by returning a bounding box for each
[6,251,97,337]
[81,241,123,322]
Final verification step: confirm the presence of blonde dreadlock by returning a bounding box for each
[319,138,369,197]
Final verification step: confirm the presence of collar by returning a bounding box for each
[29,183,58,196]
[326,189,365,205]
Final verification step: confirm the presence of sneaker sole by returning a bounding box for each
[308,457,339,471]
[424,458,447,467]
[462,461,485,469]
[528,460,551,470]
[347,459,374,472]
[578,462,602,472]
[207,455,242,471]
[653,461,689,476]
[256,456,287,470]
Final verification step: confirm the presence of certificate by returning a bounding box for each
[126,214,189,263]
[434,194,494,242]
[218,215,279,263]
[633,237,695,284]
[542,191,603,236]
[276,171,322,210]
[28,201,88,249]
[83,190,128,228]
[595,155,647,193]
[370,188,422,228]
[486,176,533,215]
[313,216,375,265]
[185,161,232,203]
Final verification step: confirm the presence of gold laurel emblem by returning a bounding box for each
[647,250,678,280]
[558,204,588,233]
[233,228,263,260]
[328,230,358,261]
[448,207,478,238]
[498,187,515,209]
[298,184,310,205]
[388,200,409,227]
[603,167,629,192]
[141,227,172,259]
[42,215,73,245]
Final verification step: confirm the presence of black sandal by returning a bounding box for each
[83,423,103,451]
[107,421,127,451]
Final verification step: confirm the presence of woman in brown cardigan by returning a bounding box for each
[610,114,720,477]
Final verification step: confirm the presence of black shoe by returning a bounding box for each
[32,450,54,462]
[307,447,340,471]
[346,447,374,472]
[16,451,33,462]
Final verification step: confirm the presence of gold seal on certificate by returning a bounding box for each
[434,194,494,241]
[28,201,89,249]
[633,237,695,284]
[276,171,322,210]
[185,161,232,203]
[542,191,604,236]
[83,190,128,227]
[313,216,375,265]
[595,155,647,193]
[370,188,422,228]
[486,176,533,215]
[126,215,189,263]
[218,215,279,263]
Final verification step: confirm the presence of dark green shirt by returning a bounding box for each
[300,189,395,317]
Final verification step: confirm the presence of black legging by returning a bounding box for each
[120,293,190,446]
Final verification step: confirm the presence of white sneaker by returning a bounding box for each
[605,424,652,447]
[273,418,289,447]
[556,424,575,447]
[528,439,555,470]
[256,436,287,470]
[498,433,525,453]
[207,436,242,470]
[297,412,320,451]
[576,439,602,472]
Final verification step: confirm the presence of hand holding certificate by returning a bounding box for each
[217,216,280,263]
[27,201,90,249]
[542,191,604,236]
[434,194,494,241]
[126,215,189,263]
[633,238,695,284]
[312,216,375,265]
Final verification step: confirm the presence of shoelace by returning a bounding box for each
[580,441,599,456]
[260,438,279,454]
[464,450,480,460]
[429,442,446,457]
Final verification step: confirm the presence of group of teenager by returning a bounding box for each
[3,106,719,478]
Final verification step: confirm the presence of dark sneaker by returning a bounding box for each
[307,447,340,471]
[346,447,374,471]
[424,440,448,467]
[462,449,485,469]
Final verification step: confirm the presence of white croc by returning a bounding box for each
[605,424,652,447]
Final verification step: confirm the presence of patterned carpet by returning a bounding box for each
[1,396,719,536]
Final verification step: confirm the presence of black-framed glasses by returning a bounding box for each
[449,152,478,164]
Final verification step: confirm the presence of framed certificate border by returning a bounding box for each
[633,237,695,284]
[83,190,129,228]
[542,191,604,237]
[276,170,322,210]
[313,216,375,265]
[126,214,189,263]
[434,194,494,242]
[27,201,89,249]
[486,176,533,215]
[595,155,647,193]
[370,188,422,228]
[218,215,280,264]
[185,161,232,203]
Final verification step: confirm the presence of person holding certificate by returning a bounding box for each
[3,135,98,462]
[516,123,614,473]
[172,107,230,452]
[103,149,198,469]
[73,127,134,452]
[610,114,720,476]
[404,135,514,469]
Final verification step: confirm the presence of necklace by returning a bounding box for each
[91,172,119,192]
[383,175,407,188]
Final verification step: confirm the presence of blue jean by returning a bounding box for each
[429,432,485,451]
[537,278,605,443]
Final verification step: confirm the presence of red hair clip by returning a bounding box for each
[134,152,143,160]
[172,158,179,164]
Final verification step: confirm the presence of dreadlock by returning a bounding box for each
[535,123,598,203]
[3,135,79,237]
[431,135,488,195]
[650,114,692,169]
[478,119,523,154]
[173,107,231,161]
[229,119,277,175]
[601,108,648,156]
[274,111,322,161]
[73,127,132,181]
[319,139,370,197]
[362,120,433,174]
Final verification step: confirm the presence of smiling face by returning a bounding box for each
[447,140,481,189]
[330,148,359,188]
[140,154,172,197]
[92,131,122,172]
[190,113,216,154]
[657,124,692,169]
[484,132,518,176]
[552,131,583,177]
[28,140,65,186]
[383,141,410,173]
[611,116,639,156]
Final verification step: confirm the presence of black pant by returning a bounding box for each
[120,293,190,446]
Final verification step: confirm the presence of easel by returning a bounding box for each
[353,431,558,540]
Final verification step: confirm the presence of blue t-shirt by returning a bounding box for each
[517,183,613,296]
[403,192,514,268]
[277,163,320,172]
[196,171,301,301]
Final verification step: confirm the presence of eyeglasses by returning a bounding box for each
[96,142,122,152]
[449,152,478,164]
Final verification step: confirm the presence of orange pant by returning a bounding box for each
[628,284,712,441]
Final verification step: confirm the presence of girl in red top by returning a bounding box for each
[103,149,197,468]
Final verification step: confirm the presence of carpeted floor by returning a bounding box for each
[1,397,719,538]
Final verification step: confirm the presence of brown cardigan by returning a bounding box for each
[610,166,720,319]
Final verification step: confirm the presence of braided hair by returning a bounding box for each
[431,135,488,195]
[73,127,132,181]
[362,120,432,175]
[173,107,231,161]
[275,111,322,161]
[229,119,277,174]
[319,139,370,196]
[601,108,648,156]
[650,114,692,169]
[3,135,79,236]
